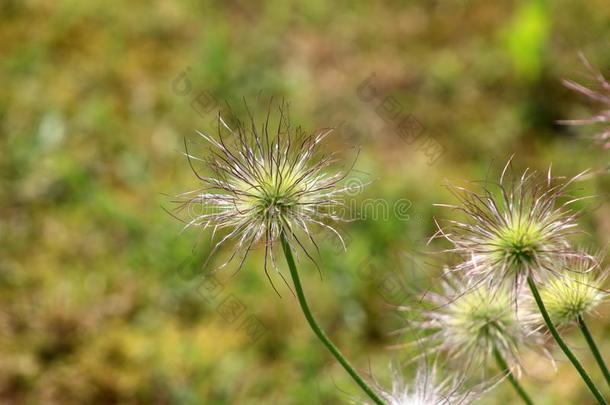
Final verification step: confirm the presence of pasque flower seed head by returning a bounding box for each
[536,252,609,326]
[435,159,588,297]
[414,274,541,376]
[173,101,357,286]
[359,361,481,405]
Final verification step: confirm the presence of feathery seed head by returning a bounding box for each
[416,275,539,375]
[447,286,514,342]
[437,159,586,295]
[174,101,355,280]
[360,361,480,405]
[538,253,609,326]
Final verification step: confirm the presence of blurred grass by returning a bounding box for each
[1,0,610,404]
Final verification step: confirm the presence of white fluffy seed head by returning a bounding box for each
[358,361,482,405]
[436,159,588,297]
[414,274,541,377]
[535,253,609,326]
[173,102,356,282]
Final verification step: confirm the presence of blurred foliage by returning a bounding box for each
[1,0,610,404]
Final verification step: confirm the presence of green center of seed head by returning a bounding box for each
[452,288,513,343]
[253,172,300,219]
[496,222,543,270]
[261,193,292,212]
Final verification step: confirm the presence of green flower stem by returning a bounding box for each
[577,315,610,389]
[280,232,385,405]
[493,346,534,405]
[527,276,607,404]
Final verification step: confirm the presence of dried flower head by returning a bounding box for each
[414,274,540,376]
[173,101,355,285]
[358,361,480,405]
[436,159,587,296]
[536,253,609,326]
[560,53,610,149]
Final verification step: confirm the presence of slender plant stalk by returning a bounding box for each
[280,232,385,405]
[527,276,607,404]
[577,315,610,389]
[493,346,534,405]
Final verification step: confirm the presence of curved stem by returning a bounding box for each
[493,347,534,405]
[527,276,607,404]
[280,232,385,405]
[577,315,610,389]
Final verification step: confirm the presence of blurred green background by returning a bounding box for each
[2,0,610,404]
